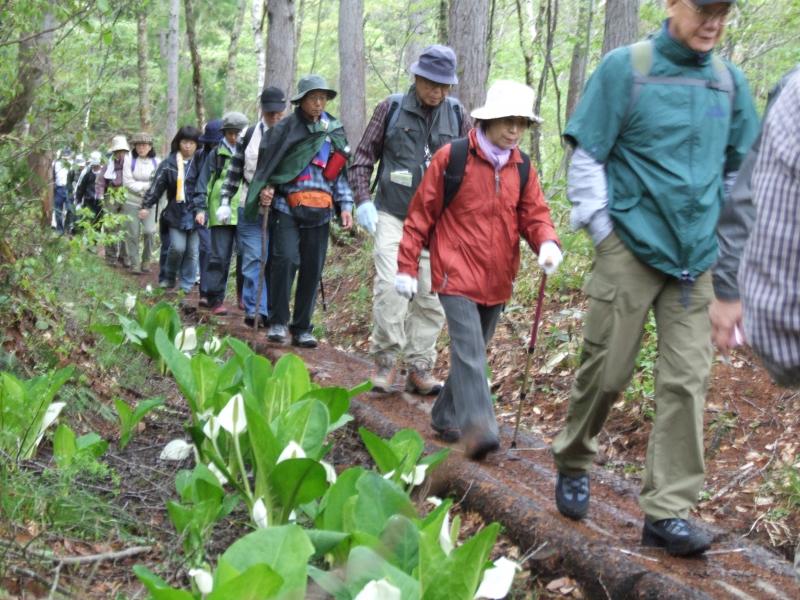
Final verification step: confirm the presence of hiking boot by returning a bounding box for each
[266,323,288,343]
[210,303,228,316]
[463,428,500,461]
[432,423,461,443]
[159,280,176,290]
[292,332,318,348]
[555,472,590,520]
[641,518,711,556]
[405,365,443,395]
[244,314,269,329]
[140,263,152,273]
[371,355,397,393]
[198,297,210,308]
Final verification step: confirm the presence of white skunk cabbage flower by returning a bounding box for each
[124,294,137,312]
[174,327,197,352]
[288,510,297,523]
[382,470,395,480]
[400,464,428,486]
[439,509,454,556]
[426,496,443,507]
[202,336,221,354]
[159,439,193,461]
[218,394,247,435]
[474,557,520,599]
[202,415,221,441]
[277,440,306,463]
[252,498,269,529]
[145,284,153,294]
[319,460,337,484]
[354,578,401,600]
[188,568,214,595]
[34,402,66,448]
[207,462,228,486]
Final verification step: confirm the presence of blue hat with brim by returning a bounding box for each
[198,119,224,144]
[410,45,458,85]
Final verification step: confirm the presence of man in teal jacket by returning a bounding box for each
[551,0,759,556]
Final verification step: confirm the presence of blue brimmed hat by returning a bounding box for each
[198,119,224,144]
[410,45,458,85]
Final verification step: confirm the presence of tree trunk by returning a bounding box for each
[165,0,180,147]
[437,0,448,44]
[253,0,266,92]
[447,0,490,114]
[338,0,366,144]
[309,0,324,73]
[403,5,426,75]
[136,9,153,131]
[265,0,296,99]
[514,0,538,152]
[602,0,639,56]
[184,0,206,126]
[294,0,306,91]
[565,0,594,120]
[223,0,247,110]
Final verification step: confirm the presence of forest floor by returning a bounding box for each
[0,230,797,599]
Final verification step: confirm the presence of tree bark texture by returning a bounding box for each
[265,0,296,101]
[253,0,266,92]
[565,0,594,120]
[223,0,247,110]
[136,9,153,131]
[165,0,180,148]
[184,0,206,127]
[447,0,490,114]
[514,0,539,154]
[438,0,448,44]
[602,0,639,56]
[338,0,366,144]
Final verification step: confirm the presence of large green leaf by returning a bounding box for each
[319,467,365,532]
[192,353,221,413]
[354,471,416,537]
[141,302,181,361]
[347,380,373,398]
[305,529,351,558]
[380,515,420,574]
[388,429,425,475]
[89,322,124,345]
[132,565,195,600]
[274,399,329,459]
[217,525,314,600]
[52,423,77,468]
[115,396,164,450]
[155,329,198,414]
[343,546,421,600]
[358,427,399,474]
[298,387,350,427]
[244,393,280,498]
[268,458,327,520]
[272,354,311,403]
[207,564,283,600]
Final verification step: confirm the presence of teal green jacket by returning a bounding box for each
[565,24,759,279]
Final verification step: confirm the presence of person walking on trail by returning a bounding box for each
[709,64,799,360]
[52,148,73,235]
[194,111,250,316]
[349,44,472,395]
[122,132,160,274]
[246,74,354,348]
[397,80,562,461]
[139,126,203,293]
[97,135,131,266]
[549,0,759,557]
[74,151,104,232]
[64,153,85,235]
[218,86,287,327]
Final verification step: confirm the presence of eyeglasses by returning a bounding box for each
[417,77,452,93]
[304,92,329,104]
[680,0,732,23]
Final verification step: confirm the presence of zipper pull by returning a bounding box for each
[495,172,500,194]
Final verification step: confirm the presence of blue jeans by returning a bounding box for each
[54,186,68,234]
[164,227,199,292]
[236,207,268,317]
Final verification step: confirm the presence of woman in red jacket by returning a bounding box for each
[396,80,562,460]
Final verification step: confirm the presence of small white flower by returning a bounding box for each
[252,498,268,529]
[56,255,63,264]
[218,393,247,435]
[426,496,443,507]
[202,415,221,441]
[439,509,453,556]
[319,460,337,484]
[382,470,395,480]
[288,510,297,523]
[159,439,193,461]
[33,401,66,448]
[174,327,197,352]
[188,568,214,595]
[202,336,221,354]
[354,578,401,600]
[124,293,137,312]
[277,440,306,463]
[145,284,153,293]
[473,557,520,599]
[399,464,428,486]
[207,462,228,486]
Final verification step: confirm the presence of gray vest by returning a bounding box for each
[375,90,462,219]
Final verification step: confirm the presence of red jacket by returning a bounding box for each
[397,129,559,306]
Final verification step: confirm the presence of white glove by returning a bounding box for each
[394,273,418,299]
[216,204,232,224]
[356,201,378,235]
[537,240,563,275]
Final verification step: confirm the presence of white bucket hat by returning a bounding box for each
[470,80,542,124]
[109,135,130,153]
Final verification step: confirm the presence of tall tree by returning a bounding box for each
[338,0,366,144]
[602,0,639,56]
[437,0,448,44]
[165,0,180,146]
[253,0,266,93]
[136,8,153,131]
[447,0,490,113]
[565,0,594,120]
[223,0,248,110]
[531,0,559,167]
[265,0,296,99]
[184,0,207,126]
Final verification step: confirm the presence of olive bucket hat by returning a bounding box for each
[290,74,337,103]
[130,132,154,145]
[221,112,249,131]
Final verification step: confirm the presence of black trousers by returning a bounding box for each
[205,224,237,306]
[268,211,329,335]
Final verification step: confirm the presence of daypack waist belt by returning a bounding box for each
[286,190,333,209]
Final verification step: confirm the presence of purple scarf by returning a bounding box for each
[476,126,513,170]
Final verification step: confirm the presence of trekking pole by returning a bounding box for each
[253,201,269,333]
[511,274,547,449]
[319,279,327,312]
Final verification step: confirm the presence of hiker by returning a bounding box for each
[139,126,203,293]
[189,119,224,305]
[52,148,72,234]
[349,44,471,394]
[549,0,759,557]
[396,80,561,460]
[97,135,131,266]
[247,74,354,348]
[74,151,104,231]
[218,86,287,327]
[710,64,800,359]
[65,153,85,234]
[122,132,160,273]
[194,111,250,315]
